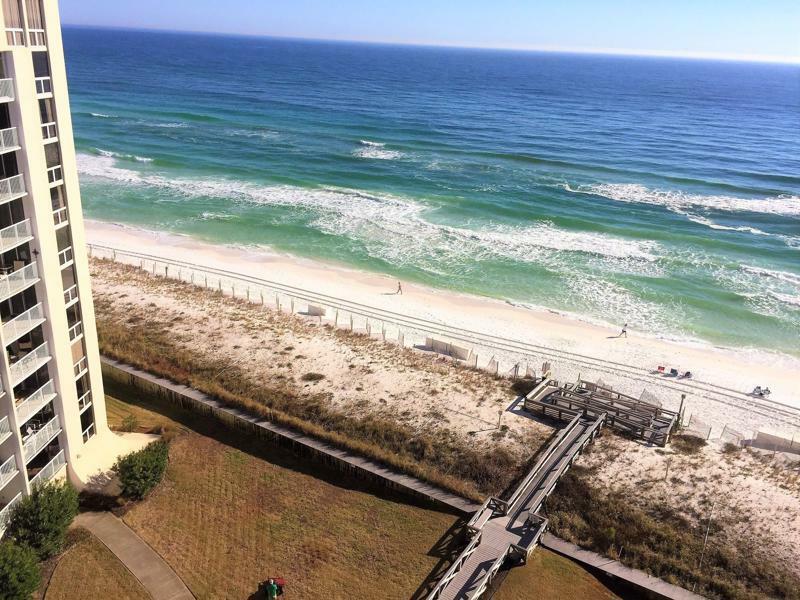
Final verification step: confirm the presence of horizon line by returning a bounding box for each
[62,23,800,66]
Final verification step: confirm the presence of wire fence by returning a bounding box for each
[87,242,800,437]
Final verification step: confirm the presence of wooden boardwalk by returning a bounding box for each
[428,414,605,600]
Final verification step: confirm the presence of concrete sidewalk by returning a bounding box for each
[75,511,194,600]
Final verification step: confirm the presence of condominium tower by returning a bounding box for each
[0,0,109,533]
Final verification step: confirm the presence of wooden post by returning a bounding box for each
[260,291,264,305]
[139,259,143,269]
[178,268,181,280]
[664,457,671,481]
[204,275,208,288]
[350,315,354,331]
[247,287,250,302]
[112,249,116,261]
[334,309,339,326]
[191,272,194,284]
[290,298,294,313]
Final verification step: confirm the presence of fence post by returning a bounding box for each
[290,298,294,313]
[140,259,143,270]
[231,285,235,298]
[152,262,156,275]
[247,287,250,302]
[178,268,181,281]
[334,309,339,326]
[260,291,264,305]
[191,272,194,284]
[165,266,169,278]
[350,315,354,331]
[112,249,116,261]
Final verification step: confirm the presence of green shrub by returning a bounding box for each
[121,414,139,432]
[672,434,707,455]
[6,480,78,560]
[114,441,169,499]
[0,541,40,599]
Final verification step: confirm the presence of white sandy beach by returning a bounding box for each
[85,220,800,438]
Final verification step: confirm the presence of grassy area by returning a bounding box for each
[94,265,528,501]
[44,528,149,600]
[495,548,622,600]
[106,386,458,599]
[546,465,800,600]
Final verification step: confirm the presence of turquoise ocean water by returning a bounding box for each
[63,27,800,356]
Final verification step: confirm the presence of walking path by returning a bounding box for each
[75,512,194,600]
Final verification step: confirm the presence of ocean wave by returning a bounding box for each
[225,128,279,140]
[90,112,115,118]
[684,214,770,235]
[768,292,800,308]
[565,183,800,217]
[145,121,188,129]
[740,265,800,288]
[76,153,660,268]
[359,140,385,147]
[198,211,237,221]
[352,147,404,160]
[96,149,153,163]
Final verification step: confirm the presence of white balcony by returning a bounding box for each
[0,127,20,154]
[68,321,83,342]
[63,284,78,308]
[23,414,60,463]
[81,423,95,443]
[0,219,33,255]
[16,380,56,426]
[47,165,63,186]
[30,450,66,489]
[0,78,13,103]
[41,121,57,143]
[0,174,26,205]
[3,302,45,346]
[0,455,18,491]
[0,415,10,445]
[0,492,21,534]
[0,262,40,303]
[35,76,52,97]
[28,29,46,48]
[78,390,92,414]
[10,341,51,387]
[73,356,88,379]
[58,247,73,268]
[53,206,68,229]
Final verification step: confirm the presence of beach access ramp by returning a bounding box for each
[426,413,605,600]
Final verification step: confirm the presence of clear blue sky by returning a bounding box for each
[60,0,800,63]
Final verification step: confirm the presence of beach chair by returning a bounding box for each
[657,366,665,374]
[669,368,679,377]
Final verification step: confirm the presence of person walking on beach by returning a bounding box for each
[619,323,628,338]
[265,579,278,599]
[397,281,403,295]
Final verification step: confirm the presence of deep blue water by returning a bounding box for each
[63,27,800,355]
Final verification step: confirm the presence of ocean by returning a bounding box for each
[63,27,800,356]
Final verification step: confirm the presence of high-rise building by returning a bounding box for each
[0,0,109,533]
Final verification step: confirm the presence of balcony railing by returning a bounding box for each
[0,455,18,490]
[5,28,24,46]
[0,219,33,255]
[81,423,95,443]
[58,247,73,267]
[28,29,46,47]
[0,127,20,154]
[35,76,52,96]
[41,121,57,142]
[0,262,39,303]
[47,165,63,185]
[68,321,83,342]
[0,78,14,103]
[0,492,21,534]
[73,356,88,378]
[63,284,78,307]
[0,415,10,444]
[78,390,92,413]
[16,380,56,426]
[23,414,60,463]
[10,341,51,387]
[30,450,66,489]
[2,302,45,346]
[0,174,26,205]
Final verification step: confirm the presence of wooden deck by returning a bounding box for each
[428,414,605,600]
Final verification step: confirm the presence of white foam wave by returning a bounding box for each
[96,149,153,163]
[352,147,404,160]
[198,211,236,221]
[359,140,385,147]
[226,128,279,141]
[740,265,800,287]
[566,183,800,217]
[768,292,800,308]
[685,214,770,235]
[146,122,188,129]
[90,112,114,118]
[76,153,660,268]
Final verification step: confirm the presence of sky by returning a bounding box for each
[59,0,800,64]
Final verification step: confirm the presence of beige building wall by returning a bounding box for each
[0,0,116,530]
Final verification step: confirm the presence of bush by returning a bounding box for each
[120,414,139,432]
[6,480,78,560]
[300,372,325,382]
[114,441,169,499]
[510,378,538,397]
[0,541,40,599]
[672,434,707,455]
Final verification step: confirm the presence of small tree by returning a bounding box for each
[0,541,41,599]
[114,441,169,500]
[6,480,79,560]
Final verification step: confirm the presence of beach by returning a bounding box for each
[86,220,800,437]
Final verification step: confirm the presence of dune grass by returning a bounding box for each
[44,528,149,600]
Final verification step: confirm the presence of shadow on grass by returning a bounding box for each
[409,517,469,600]
[104,378,465,518]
